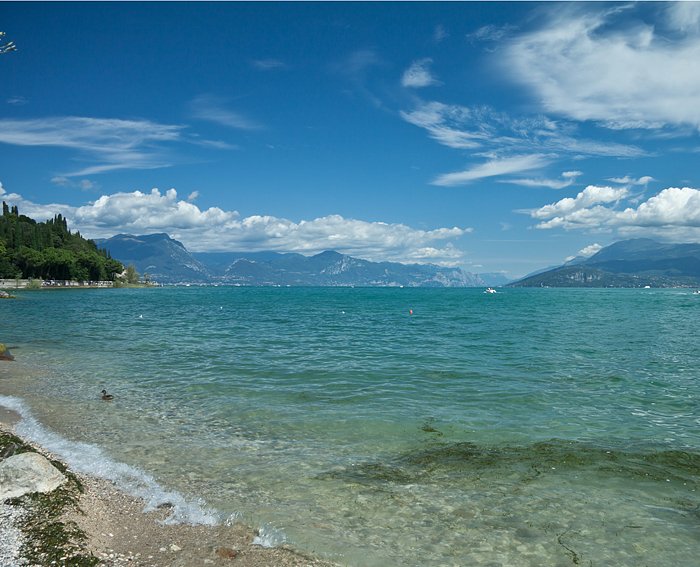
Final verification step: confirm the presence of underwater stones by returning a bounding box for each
[0,452,67,500]
[215,546,238,559]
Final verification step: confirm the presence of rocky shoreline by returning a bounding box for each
[0,413,338,567]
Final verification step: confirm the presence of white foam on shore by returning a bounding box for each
[0,395,219,526]
[252,523,287,548]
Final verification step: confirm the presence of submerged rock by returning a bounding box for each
[0,452,67,500]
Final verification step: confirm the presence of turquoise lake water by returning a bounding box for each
[1,286,699,565]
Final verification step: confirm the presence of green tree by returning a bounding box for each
[14,246,44,279]
[125,264,139,284]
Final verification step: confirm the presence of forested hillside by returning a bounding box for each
[0,202,123,281]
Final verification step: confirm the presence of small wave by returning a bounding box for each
[0,395,218,526]
[252,523,287,548]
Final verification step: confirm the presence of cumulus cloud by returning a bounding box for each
[1,185,472,266]
[433,154,551,186]
[616,187,700,227]
[578,243,603,257]
[529,185,700,240]
[531,185,629,221]
[401,58,440,88]
[504,4,700,130]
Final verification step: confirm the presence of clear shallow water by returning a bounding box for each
[1,287,699,565]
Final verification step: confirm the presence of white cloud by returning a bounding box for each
[6,96,27,105]
[51,176,70,186]
[402,101,637,162]
[467,24,518,43]
[432,154,551,186]
[616,187,700,227]
[531,185,628,221]
[1,185,472,266]
[400,103,484,149]
[402,58,440,88]
[578,243,603,257]
[0,116,183,177]
[530,185,700,240]
[666,2,700,34]
[504,4,700,130]
[607,175,654,186]
[504,170,582,189]
[190,95,262,130]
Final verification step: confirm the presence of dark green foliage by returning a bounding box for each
[0,202,123,281]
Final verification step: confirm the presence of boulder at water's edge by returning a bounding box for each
[0,452,67,500]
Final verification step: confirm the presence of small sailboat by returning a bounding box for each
[484,287,497,294]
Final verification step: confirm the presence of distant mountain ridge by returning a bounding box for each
[510,238,700,287]
[96,233,499,287]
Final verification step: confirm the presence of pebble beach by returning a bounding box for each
[0,409,336,567]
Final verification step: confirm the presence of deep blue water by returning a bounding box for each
[1,287,699,565]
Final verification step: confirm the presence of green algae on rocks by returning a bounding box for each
[1,431,99,567]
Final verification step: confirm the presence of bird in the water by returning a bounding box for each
[101,389,114,401]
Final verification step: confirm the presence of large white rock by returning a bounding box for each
[0,452,67,500]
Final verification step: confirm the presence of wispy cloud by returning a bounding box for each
[401,100,645,186]
[434,25,449,43]
[467,24,518,43]
[504,4,700,131]
[190,94,263,130]
[433,154,551,186]
[0,116,183,177]
[607,175,654,186]
[332,49,387,108]
[6,96,27,105]
[400,102,485,149]
[401,58,440,88]
[50,176,98,192]
[1,185,473,266]
[402,101,645,157]
[251,59,286,71]
[503,170,582,189]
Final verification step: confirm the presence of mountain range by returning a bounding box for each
[95,233,508,287]
[510,239,700,287]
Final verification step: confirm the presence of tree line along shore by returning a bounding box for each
[0,202,123,283]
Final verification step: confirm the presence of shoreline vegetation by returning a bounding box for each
[0,369,337,567]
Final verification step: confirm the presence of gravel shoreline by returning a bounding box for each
[0,414,339,567]
[0,500,27,567]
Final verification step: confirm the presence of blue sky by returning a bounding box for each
[2,2,700,278]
